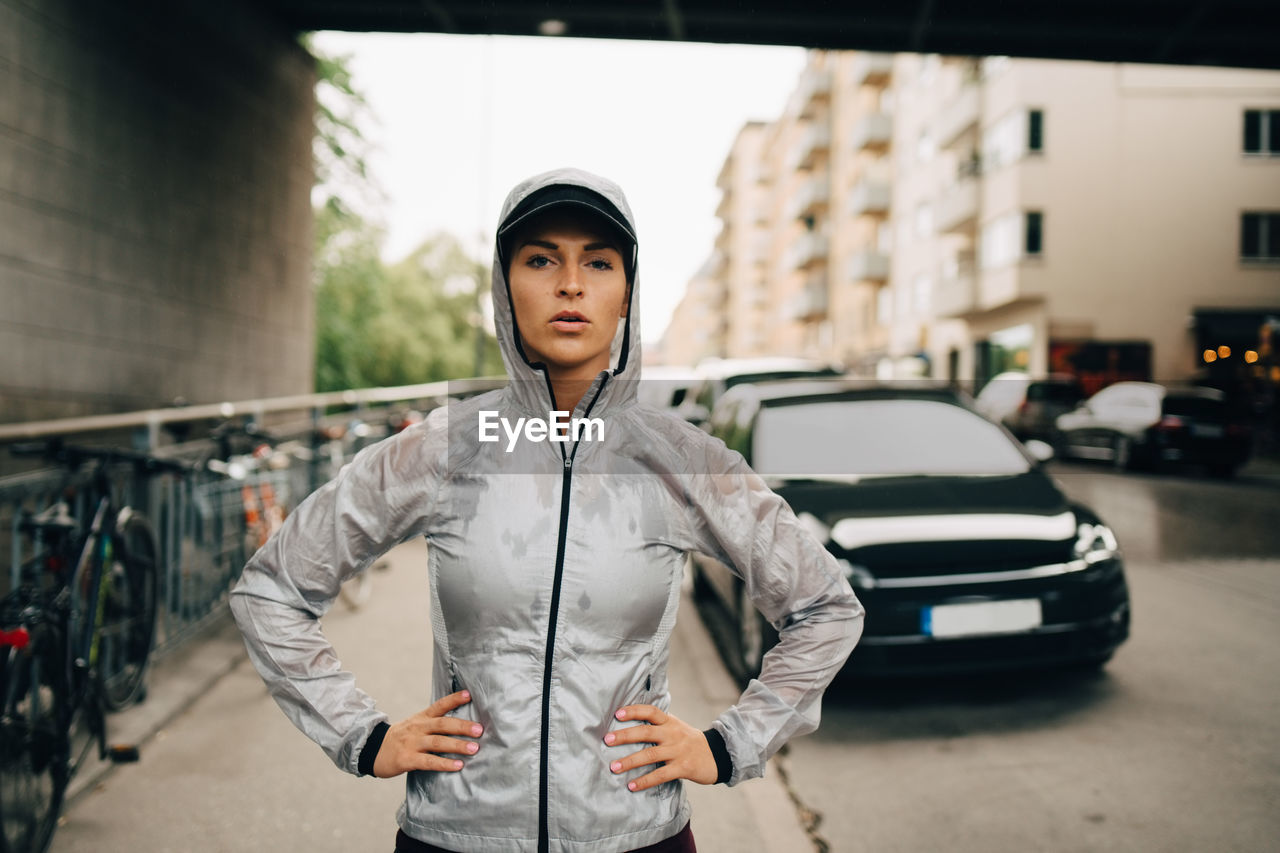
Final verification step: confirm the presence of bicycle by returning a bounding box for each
[0,441,175,853]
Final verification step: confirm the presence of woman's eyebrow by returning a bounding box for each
[583,241,619,252]
[522,239,559,251]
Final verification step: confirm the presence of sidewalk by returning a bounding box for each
[52,540,815,852]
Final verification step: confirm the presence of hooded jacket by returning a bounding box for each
[230,168,864,853]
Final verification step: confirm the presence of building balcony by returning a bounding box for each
[794,67,833,119]
[848,176,891,217]
[786,176,830,220]
[848,248,889,282]
[933,273,977,318]
[715,188,732,220]
[788,276,829,321]
[935,84,980,150]
[714,224,731,251]
[786,231,828,270]
[851,113,892,152]
[749,235,772,267]
[934,179,979,234]
[716,159,733,191]
[790,122,831,171]
[851,52,893,87]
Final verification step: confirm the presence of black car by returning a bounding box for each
[1054,381,1253,477]
[689,380,1131,679]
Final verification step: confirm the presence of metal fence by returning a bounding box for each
[0,379,502,660]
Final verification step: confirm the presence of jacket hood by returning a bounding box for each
[491,168,642,418]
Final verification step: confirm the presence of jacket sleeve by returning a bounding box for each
[678,432,864,786]
[228,408,448,776]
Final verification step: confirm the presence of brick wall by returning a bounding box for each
[0,0,315,422]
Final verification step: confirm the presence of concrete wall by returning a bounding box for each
[0,0,315,423]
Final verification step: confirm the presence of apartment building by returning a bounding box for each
[653,254,725,366]
[680,50,1280,397]
[896,56,1280,388]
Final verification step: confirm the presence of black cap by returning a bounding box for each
[498,184,637,283]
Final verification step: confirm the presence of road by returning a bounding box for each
[50,460,1280,852]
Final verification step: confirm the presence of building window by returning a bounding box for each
[877,286,893,324]
[982,211,1043,269]
[1241,212,1280,261]
[1027,109,1044,153]
[1025,211,1044,256]
[1243,109,1280,155]
[913,274,932,316]
[914,202,934,238]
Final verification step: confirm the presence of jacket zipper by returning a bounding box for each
[537,376,609,853]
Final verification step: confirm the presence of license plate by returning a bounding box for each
[922,599,1042,638]
[1191,424,1223,438]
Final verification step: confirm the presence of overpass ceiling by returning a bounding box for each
[260,1,1280,71]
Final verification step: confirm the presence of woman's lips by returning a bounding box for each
[550,314,589,332]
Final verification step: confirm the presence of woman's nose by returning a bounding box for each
[558,264,584,297]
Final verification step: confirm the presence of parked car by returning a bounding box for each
[1054,381,1252,477]
[635,365,702,413]
[975,373,1086,442]
[1004,375,1086,442]
[974,371,1032,424]
[678,357,844,428]
[689,379,1131,680]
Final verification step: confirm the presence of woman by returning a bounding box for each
[230,168,864,853]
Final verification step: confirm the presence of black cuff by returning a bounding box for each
[702,727,733,785]
[358,721,390,777]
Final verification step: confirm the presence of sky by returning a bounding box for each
[310,31,806,345]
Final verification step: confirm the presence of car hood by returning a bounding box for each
[774,472,1078,577]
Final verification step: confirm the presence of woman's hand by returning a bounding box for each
[373,690,483,778]
[603,704,718,791]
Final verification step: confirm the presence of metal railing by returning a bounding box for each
[0,378,503,660]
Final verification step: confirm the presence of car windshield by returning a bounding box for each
[1027,382,1083,403]
[751,398,1032,478]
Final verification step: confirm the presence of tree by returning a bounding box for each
[306,42,502,392]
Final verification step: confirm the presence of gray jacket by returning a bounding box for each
[230,168,864,853]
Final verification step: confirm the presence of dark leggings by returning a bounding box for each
[394,821,697,853]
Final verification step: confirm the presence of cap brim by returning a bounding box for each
[498,185,636,245]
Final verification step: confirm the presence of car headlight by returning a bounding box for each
[1073,522,1120,565]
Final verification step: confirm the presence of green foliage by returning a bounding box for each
[313,202,503,392]
[304,38,503,392]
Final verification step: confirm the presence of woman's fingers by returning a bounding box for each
[603,723,658,747]
[614,704,667,725]
[421,714,484,738]
[373,691,484,779]
[603,705,719,789]
[424,689,473,718]
[422,735,481,756]
[608,744,667,774]
[628,763,682,792]
[413,753,467,772]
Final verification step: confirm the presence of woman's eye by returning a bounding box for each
[588,258,615,271]
[526,255,552,268]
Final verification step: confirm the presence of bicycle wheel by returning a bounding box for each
[98,513,159,711]
[0,628,68,853]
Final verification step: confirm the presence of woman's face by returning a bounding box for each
[507,211,630,378]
